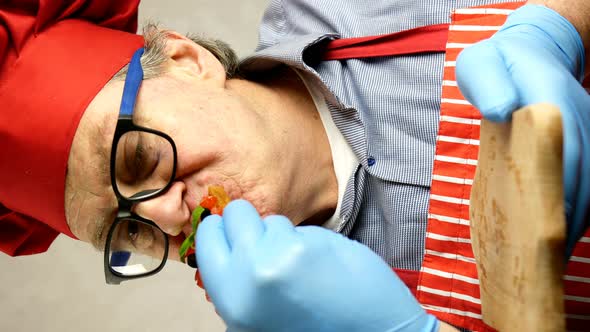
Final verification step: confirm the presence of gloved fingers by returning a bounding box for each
[569,162,590,256]
[561,88,590,256]
[295,224,344,242]
[456,41,520,122]
[516,79,580,216]
[196,215,230,289]
[263,215,295,232]
[560,109,582,218]
[294,226,360,257]
[504,67,590,256]
[572,92,590,231]
[251,215,301,275]
[222,199,266,251]
[261,215,297,245]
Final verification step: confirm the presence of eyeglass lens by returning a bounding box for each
[113,130,175,199]
[108,218,167,277]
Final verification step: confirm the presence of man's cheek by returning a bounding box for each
[168,235,185,262]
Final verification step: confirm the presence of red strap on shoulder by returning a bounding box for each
[322,23,450,61]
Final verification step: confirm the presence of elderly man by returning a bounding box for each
[1,0,589,331]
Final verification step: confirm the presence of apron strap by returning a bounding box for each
[322,23,449,61]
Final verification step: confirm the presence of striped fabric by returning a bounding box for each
[242,1,590,331]
[417,2,590,331]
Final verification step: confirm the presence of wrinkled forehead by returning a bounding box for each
[74,73,169,175]
[65,81,125,240]
[81,80,126,169]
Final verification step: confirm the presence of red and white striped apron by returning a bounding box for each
[322,1,590,331]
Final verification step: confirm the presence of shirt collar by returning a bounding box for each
[293,69,358,230]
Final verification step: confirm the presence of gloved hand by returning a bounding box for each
[196,200,439,332]
[456,4,590,257]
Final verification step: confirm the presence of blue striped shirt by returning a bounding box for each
[241,0,515,270]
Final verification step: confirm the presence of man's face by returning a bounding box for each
[65,38,292,260]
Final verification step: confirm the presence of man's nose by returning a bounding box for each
[132,181,190,236]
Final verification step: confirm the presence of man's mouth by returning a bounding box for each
[178,185,231,267]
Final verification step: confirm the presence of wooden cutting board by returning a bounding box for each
[469,103,566,331]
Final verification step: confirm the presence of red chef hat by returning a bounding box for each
[0,1,144,256]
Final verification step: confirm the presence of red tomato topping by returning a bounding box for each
[210,206,222,216]
[199,195,218,210]
[195,270,204,288]
[195,270,212,302]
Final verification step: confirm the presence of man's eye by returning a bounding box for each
[131,143,147,178]
[127,220,139,242]
[114,131,173,198]
[128,136,147,178]
[119,132,158,183]
[125,221,155,249]
[130,222,157,250]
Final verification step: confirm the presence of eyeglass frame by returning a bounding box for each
[103,48,178,285]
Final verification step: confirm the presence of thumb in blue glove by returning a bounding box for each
[195,200,440,332]
[455,4,590,257]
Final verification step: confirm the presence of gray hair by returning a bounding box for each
[111,23,240,81]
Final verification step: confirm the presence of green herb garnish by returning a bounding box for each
[179,206,206,263]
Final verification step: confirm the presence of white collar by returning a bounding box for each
[294,70,358,231]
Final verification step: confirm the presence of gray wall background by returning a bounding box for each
[0,1,269,331]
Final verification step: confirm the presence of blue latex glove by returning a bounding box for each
[196,200,439,332]
[456,4,590,257]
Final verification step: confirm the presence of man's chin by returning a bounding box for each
[168,234,186,262]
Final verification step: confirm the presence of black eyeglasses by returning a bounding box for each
[104,48,178,285]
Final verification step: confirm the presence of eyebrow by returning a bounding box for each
[91,207,116,251]
[95,115,113,179]
[92,215,107,250]
[89,114,118,251]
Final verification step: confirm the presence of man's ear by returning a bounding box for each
[163,31,226,84]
